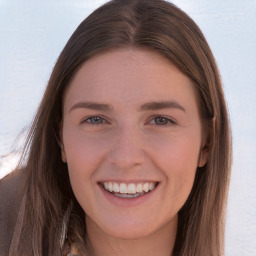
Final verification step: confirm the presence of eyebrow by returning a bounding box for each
[69,100,186,113]
[69,102,112,112]
[139,101,186,112]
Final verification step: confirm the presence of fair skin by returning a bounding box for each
[61,48,208,256]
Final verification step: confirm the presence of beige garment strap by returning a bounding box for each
[67,242,82,256]
[60,200,74,249]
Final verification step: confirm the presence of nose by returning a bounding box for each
[107,126,145,170]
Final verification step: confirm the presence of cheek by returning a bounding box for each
[147,132,200,203]
[147,130,201,170]
[62,131,111,213]
[62,129,109,198]
[63,129,109,172]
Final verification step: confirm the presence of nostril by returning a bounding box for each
[107,148,145,169]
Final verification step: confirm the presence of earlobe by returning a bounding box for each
[61,145,67,163]
[198,147,208,167]
[198,116,214,167]
[61,147,67,163]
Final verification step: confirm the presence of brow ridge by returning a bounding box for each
[69,100,186,113]
[139,101,186,112]
[69,102,112,112]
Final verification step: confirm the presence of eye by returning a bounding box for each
[150,116,176,126]
[82,116,106,125]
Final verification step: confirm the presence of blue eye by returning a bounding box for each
[152,116,176,125]
[83,116,105,125]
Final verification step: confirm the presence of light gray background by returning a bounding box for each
[0,1,255,255]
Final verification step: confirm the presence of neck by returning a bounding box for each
[85,215,178,256]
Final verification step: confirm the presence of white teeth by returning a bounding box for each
[113,183,119,193]
[149,182,154,191]
[120,183,127,193]
[115,193,141,198]
[136,183,143,193]
[108,182,113,192]
[102,181,157,195]
[143,183,149,192]
[127,183,136,194]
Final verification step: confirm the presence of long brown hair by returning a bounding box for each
[11,0,232,255]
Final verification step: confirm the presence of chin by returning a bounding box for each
[103,223,155,240]
[92,212,177,240]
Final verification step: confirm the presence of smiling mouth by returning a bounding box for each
[100,181,159,198]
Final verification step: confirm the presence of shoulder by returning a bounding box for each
[0,168,27,255]
[0,168,26,211]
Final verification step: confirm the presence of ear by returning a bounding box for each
[61,143,67,163]
[198,116,215,167]
[198,117,215,167]
[198,130,211,167]
[198,146,209,167]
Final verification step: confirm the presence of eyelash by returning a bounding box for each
[81,116,108,126]
[80,115,177,127]
[149,115,177,126]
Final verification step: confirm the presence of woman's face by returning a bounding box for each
[61,48,208,239]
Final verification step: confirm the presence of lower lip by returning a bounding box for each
[98,183,159,207]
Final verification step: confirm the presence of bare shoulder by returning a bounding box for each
[0,168,27,255]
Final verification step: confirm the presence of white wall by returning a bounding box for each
[1,1,255,255]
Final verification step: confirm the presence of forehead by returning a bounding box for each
[63,47,199,112]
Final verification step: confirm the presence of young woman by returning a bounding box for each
[0,0,232,255]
